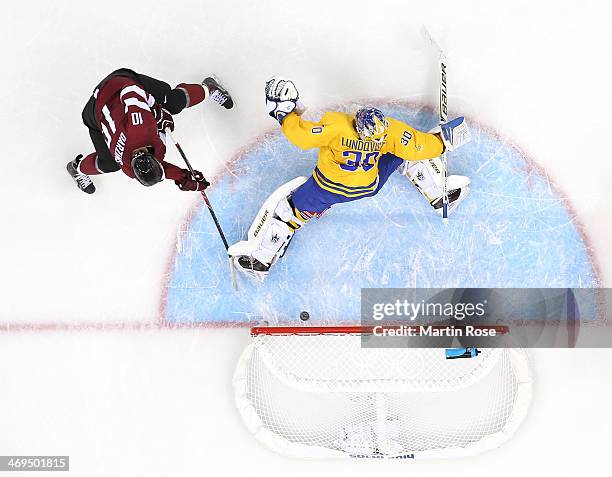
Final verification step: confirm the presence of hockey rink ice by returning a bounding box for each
[1,0,612,475]
[164,102,597,324]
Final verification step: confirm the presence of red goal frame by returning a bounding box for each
[251,324,510,336]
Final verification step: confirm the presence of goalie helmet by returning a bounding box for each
[131,150,164,186]
[355,107,388,143]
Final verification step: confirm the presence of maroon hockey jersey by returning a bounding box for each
[93,76,185,181]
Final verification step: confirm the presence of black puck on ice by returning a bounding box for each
[299,311,310,321]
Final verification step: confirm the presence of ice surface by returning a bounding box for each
[1,1,611,475]
[164,102,597,325]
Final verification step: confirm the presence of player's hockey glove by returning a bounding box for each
[265,77,304,125]
[175,168,210,191]
[433,117,472,152]
[153,105,175,133]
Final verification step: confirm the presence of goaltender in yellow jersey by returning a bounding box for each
[227,77,472,280]
[282,110,444,201]
[281,102,469,222]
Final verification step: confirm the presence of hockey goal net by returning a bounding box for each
[233,326,532,459]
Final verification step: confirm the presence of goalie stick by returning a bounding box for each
[166,129,238,290]
[422,27,450,222]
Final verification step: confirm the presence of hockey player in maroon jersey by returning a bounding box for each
[67,68,234,194]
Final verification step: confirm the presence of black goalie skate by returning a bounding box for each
[430,184,470,216]
[431,188,462,211]
[202,76,234,109]
[231,255,271,282]
[66,155,96,194]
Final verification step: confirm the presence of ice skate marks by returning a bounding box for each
[162,101,598,325]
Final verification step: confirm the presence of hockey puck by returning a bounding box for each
[299,311,310,321]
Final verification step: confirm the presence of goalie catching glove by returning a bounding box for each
[265,77,305,124]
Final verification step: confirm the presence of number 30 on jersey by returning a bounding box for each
[340,151,380,172]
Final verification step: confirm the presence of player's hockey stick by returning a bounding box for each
[422,27,450,222]
[166,129,238,290]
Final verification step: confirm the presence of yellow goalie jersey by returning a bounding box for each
[281,111,444,198]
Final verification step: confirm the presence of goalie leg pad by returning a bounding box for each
[403,157,446,203]
[231,214,296,266]
[228,176,308,280]
[401,158,471,215]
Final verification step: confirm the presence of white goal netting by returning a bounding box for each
[233,327,532,459]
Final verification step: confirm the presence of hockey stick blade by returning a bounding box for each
[421,26,447,60]
[229,256,239,291]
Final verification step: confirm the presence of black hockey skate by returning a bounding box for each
[431,188,462,211]
[66,155,96,194]
[237,256,270,272]
[202,76,234,109]
[431,186,470,216]
[231,255,271,282]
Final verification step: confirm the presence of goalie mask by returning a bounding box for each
[355,107,388,144]
[131,150,164,187]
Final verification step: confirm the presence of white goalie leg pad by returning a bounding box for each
[228,217,295,266]
[401,158,470,214]
[403,157,446,203]
[228,176,308,278]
